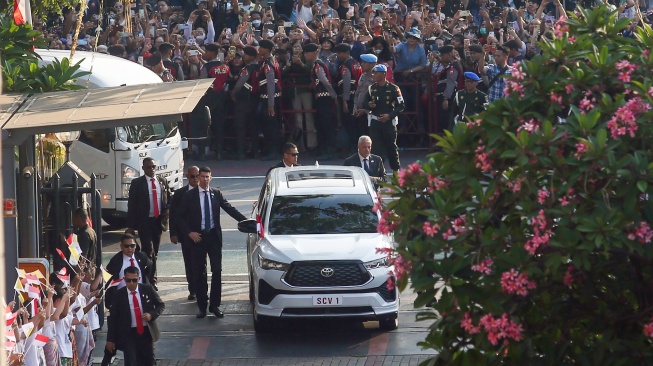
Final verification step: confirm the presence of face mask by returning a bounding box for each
[374,49,382,54]
[266,30,274,37]
[387,0,397,4]
[252,19,261,27]
[195,34,205,41]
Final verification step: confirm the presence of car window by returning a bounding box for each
[268,194,378,235]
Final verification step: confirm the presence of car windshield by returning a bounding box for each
[268,194,378,235]
[116,121,177,144]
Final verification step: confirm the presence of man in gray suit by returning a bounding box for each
[343,135,387,188]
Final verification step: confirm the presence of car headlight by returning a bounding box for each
[121,163,139,198]
[364,257,390,270]
[258,254,290,271]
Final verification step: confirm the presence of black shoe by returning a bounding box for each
[196,310,207,318]
[188,293,196,301]
[209,306,224,318]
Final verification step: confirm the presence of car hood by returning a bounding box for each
[261,233,393,263]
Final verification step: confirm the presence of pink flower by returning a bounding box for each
[377,210,398,235]
[565,84,575,95]
[568,35,576,43]
[385,275,395,291]
[428,174,449,192]
[407,162,424,175]
[461,312,481,334]
[476,313,524,345]
[397,169,408,187]
[506,177,525,193]
[550,93,563,105]
[512,64,525,81]
[648,87,653,97]
[524,210,552,254]
[423,221,440,237]
[607,97,651,139]
[579,97,595,112]
[501,269,537,296]
[644,319,653,338]
[537,189,550,205]
[574,141,588,160]
[644,49,651,58]
[396,163,424,187]
[475,145,494,173]
[627,221,653,244]
[392,254,412,283]
[558,188,577,207]
[471,257,494,275]
[517,118,540,134]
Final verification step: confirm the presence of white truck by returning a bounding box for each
[38,50,186,227]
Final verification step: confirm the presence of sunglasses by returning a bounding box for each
[189,174,199,178]
[286,152,299,157]
[122,244,136,248]
[124,278,139,283]
[144,165,157,170]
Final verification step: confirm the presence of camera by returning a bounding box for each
[22,166,34,179]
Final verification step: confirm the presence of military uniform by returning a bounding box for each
[257,55,283,158]
[452,89,487,123]
[362,76,405,171]
[310,58,337,158]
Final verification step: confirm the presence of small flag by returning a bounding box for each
[4,340,15,351]
[32,333,49,348]
[24,273,40,285]
[5,311,17,327]
[13,0,32,26]
[56,273,70,288]
[68,245,80,266]
[87,216,93,228]
[17,292,25,305]
[13,277,23,292]
[5,333,16,343]
[29,298,39,318]
[27,285,40,300]
[106,278,123,289]
[56,248,67,261]
[15,268,26,278]
[100,265,112,283]
[21,322,34,337]
[30,270,45,280]
[58,267,67,276]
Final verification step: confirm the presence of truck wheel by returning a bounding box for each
[102,216,127,229]
[379,316,398,331]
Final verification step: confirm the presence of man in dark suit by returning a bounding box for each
[343,135,387,187]
[169,165,200,301]
[126,157,171,288]
[105,266,165,366]
[266,142,301,176]
[72,207,97,265]
[176,166,247,318]
[105,234,152,308]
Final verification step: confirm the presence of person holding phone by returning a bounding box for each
[256,40,284,160]
[231,46,262,159]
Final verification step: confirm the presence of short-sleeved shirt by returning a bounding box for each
[394,42,427,71]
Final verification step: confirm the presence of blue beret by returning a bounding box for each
[360,54,378,63]
[464,72,481,81]
[372,64,387,73]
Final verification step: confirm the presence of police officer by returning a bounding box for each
[334,43,363,149]
[231,46,260,160]
[353,54,378,137]
[193,43,230,160]
[304,43,338,160]
[257,40,283,160]
[452,72,488,125]
[362,64,404,171]
[432,45,462,133]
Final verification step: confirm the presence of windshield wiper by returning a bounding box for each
[135,134,161,149]
[157,126,179,146]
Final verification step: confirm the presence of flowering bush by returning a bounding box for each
[379,6,653,364]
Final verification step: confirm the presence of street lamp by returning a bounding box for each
[54,131,81,162]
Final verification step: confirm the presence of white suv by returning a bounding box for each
[238,165,399,332]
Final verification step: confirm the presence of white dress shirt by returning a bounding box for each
[119,254,142,289]
[147,177,163,218]
[127,287,148,329]
[199,188,214,231]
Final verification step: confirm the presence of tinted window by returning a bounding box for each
[268,194,378,235]
[116,121,177,144]
[79,129,111,153]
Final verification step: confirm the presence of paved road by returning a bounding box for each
[94,150,438,365]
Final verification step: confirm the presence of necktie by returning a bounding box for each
[204,190,211,232]
[131,291,144,335]
[130,258,135,268]
[151,178,160,218]
[363,159,371,174]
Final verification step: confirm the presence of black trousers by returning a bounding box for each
[209,90,227,154]
[180,238,195,294]
[122,327,155,366]
[138,217,162,285]
[341,98,363,149]
[191,229,223,310]
[234,97,259,156]
[369,119,401,171]
[259,99,281,156]
[314,97,335,154]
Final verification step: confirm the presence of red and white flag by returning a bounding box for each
[106,278,123,289]
[27,284,41,300]
[5,311,18,327]
[13,0,32,25]
[4,340,16,352]
[32,333,49,348]
[24,272,40,285]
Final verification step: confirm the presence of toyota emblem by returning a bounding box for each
[320,267,334,277]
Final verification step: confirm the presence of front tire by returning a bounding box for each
[378,316,398,331]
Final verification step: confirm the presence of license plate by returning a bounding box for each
[312,295,343,306]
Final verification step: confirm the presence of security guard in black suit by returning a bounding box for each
[231,46,260,160]
[362,64,405,171]
[452,72,488,125]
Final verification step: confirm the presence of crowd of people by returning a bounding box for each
[32,0,651,163]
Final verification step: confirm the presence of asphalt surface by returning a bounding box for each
[94,148,438,365]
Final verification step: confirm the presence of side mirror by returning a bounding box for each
[238,218,258,234]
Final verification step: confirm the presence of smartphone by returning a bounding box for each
[487,45,496,52]
[489,31,495,38]
[508,21,515,30]
[138,56,144,65]
[284,21,293,27]
[382,19,388,28]
[247,23,253,34]
[316,14,323,21]
[218,51,224,62]
[255,29,261,37]
[139,9,145,18]
[109,18,115,25]
[372,4,383,11]
[327,9,334,18]
[188,36,196,46]
[278,26,285,34]
[464,38,470,46]
[178,24,189,30]
[161,21,168,28]
[459,10,470,17]
[229,46,236,57]
[157,28,166,35]
[189,50,199,56]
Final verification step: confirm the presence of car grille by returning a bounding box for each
[282,306,375,316]
[284,261,371,287]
